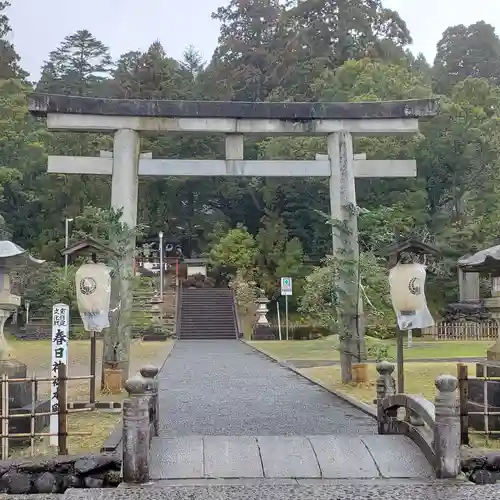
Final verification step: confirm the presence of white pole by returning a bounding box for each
[64,218,73,277]
[408,329,413,348]
[285,295,289,341]
[277,301,282,341]
[159,231,164,298]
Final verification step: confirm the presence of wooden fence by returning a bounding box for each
[457,363,500,445]
[422,321,499,340]
[0,364,93,459]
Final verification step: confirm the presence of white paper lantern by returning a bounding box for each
[389,263,427,313]
[75,263,111,332]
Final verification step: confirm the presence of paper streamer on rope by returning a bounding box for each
[75,263,111,332]
[389,263,435,331]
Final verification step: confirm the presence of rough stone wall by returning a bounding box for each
[461,448,500,484]
[0,453,121,494]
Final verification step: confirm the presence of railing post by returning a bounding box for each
[140,365,159,437]
[376,361,396,434]
[57,363,68,455]
[434,374,460,479]
[457,363,469,446]
[122,375,151,484]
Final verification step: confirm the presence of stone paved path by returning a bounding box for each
[149,434,433,480]
[157,340,375,436]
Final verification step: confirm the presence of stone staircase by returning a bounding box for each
[177,287,237,340]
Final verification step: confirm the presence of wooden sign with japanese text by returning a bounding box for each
[50,303,69,446]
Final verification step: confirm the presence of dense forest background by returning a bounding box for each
[2,0,500,320]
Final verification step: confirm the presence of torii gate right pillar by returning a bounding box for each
[328,132,362,379]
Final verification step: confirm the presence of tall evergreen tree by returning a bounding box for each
[37,29,113,96]
[433,21,500,94]
[0,1,26,79]
[208,0,283,101]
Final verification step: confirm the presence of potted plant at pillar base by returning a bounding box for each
[102,343,123,394]
[350,345,369,384]
[351,362,369,384]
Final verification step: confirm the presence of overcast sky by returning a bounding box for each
[6,0,500,80]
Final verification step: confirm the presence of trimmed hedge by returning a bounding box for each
[268,323,331,340]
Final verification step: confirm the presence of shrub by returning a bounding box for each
[184,273,216,288]
[268,322,331,340]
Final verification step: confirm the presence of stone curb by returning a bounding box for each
[158,339,177,372]
[242,340,377,419]
[67,401,122,411]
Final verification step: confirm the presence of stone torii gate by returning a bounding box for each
[29,94,438,383]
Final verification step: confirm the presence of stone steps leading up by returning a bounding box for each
[178,288,237,340]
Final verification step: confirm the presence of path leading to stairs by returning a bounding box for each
[156,340,375,436]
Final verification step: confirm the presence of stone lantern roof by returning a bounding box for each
[0,241,45,267]
[458,245,500,274]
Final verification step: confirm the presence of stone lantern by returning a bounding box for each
[150,292,163,327]
[457,244,500,437]
[0,241,44,357]
[252,290,275,340]
[0,241,48,441]
[458,245,500,359]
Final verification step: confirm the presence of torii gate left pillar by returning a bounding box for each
[29,95,438,385]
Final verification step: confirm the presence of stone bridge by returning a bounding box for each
[111,339,488,496]
[144,341,434,482]
[9,339,499,499]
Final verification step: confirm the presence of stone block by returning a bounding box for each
[252,325,275,341]
[204,436,263,479]
[257,436,321,478]
[150,437,203,480]
[5,399,50,450]
[0,359,31,409]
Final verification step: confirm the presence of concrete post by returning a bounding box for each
[225,134,244,160]
[328,132,366,382]
[434,374,460,479]
[140,364,159,437]
[107,129,140,385]
[122,375,151,484]
[375,361,396,434]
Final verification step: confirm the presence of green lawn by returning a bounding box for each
[300,362,468,405]
[249,336,494,361]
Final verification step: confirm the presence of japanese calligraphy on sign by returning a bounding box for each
[50,303,69,446]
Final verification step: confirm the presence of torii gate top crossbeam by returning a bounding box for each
[28,94,439,136]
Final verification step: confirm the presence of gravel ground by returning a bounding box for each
[157,340,376,436]
[62,482,500,500]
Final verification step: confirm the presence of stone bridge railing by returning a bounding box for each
[122,365,159,483]
[376,361,460,478]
